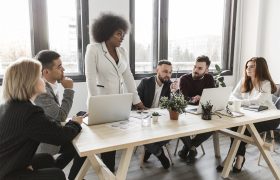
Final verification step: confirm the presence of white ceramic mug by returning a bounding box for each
[232,100,242,112]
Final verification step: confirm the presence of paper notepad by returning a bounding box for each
[215,110,245,118]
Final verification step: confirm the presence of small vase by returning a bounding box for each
[169,109,180,120]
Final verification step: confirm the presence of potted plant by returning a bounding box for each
[152,112,160,122]
[214,64,230,87]
[159,92,187,120]
[201,101,213,120]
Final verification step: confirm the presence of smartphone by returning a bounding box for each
[76,111,87,117]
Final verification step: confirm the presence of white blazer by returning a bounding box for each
[85,42,140,104]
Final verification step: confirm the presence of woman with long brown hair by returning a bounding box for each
[217,57,280,173]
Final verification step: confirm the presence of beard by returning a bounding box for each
[158,74,170,83]
[192,72,205,80]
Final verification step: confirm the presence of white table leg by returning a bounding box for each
[76,147,134,180]
[116,147,134,179]
[88,154,115,180]
[221,125,246,178]
[213,131,221,158]
[246,123,280,179]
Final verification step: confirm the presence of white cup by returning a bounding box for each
[141,112,151,127]
[232,100,242,112]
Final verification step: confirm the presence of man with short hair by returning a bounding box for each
[178,55,215,164]
[137,60,178,169]
[35,50,85,180]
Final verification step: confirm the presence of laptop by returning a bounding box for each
[185,87,232,114]
[84,93,133,125]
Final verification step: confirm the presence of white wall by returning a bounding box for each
[234,0,280,84]
[257,0,280,83]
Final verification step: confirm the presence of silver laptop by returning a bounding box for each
[185,87,232,114]
[84,93,133,125]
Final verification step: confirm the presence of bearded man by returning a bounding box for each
[178,55,215,164]
[137,60,178,169]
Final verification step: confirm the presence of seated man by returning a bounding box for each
[137,60,178,169]
[35,50,85,180]
[179,55,215,164]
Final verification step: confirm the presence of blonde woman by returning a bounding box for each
[0,58,83,180]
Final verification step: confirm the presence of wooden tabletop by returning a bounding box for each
[73,108,280,157]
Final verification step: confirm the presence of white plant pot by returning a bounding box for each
[152,116,159,122]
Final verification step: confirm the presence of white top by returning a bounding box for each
[151,79,163,108]
[85,42,140,105]
[230,79,276,109]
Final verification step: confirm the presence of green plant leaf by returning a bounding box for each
[215,64,221,72]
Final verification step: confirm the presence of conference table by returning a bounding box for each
[73,108,280,180]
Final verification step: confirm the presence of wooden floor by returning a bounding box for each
[65,134,280,180]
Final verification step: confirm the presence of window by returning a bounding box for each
[169,0,224,71]
[0,0,31,76]
[47,0,79,74]
[134,0,154,73]
[131,0,237,78]
[0,0,89,83]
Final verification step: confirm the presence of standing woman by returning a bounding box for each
[217,57,280,173]
[85,13,144,172]
[0,58,83,180]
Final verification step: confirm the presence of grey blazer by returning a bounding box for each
[35,82,74,155]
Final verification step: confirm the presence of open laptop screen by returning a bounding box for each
[84,93,133,125]
[185,87,232,114]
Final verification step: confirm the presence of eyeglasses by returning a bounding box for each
[226,105,233,116]
[115,31,125,38]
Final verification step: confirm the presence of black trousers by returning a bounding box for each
[55,142,86,180]
[230,119,280,157]
[4,153,65,180]
[144,140,169,155]
[180,132,212,149]
[101,151,116,173]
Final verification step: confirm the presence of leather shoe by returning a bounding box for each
[157,150,170,169]
[178,146,189,160]
[186,149,197,164]
[216,165,223,172]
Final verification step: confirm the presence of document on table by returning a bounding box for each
[106,118,142,130]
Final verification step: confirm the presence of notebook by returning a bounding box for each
[84,93,133,125]
[243,105,268,112]
[185,87,232,114]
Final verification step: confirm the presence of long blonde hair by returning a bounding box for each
[2,58,42,102]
